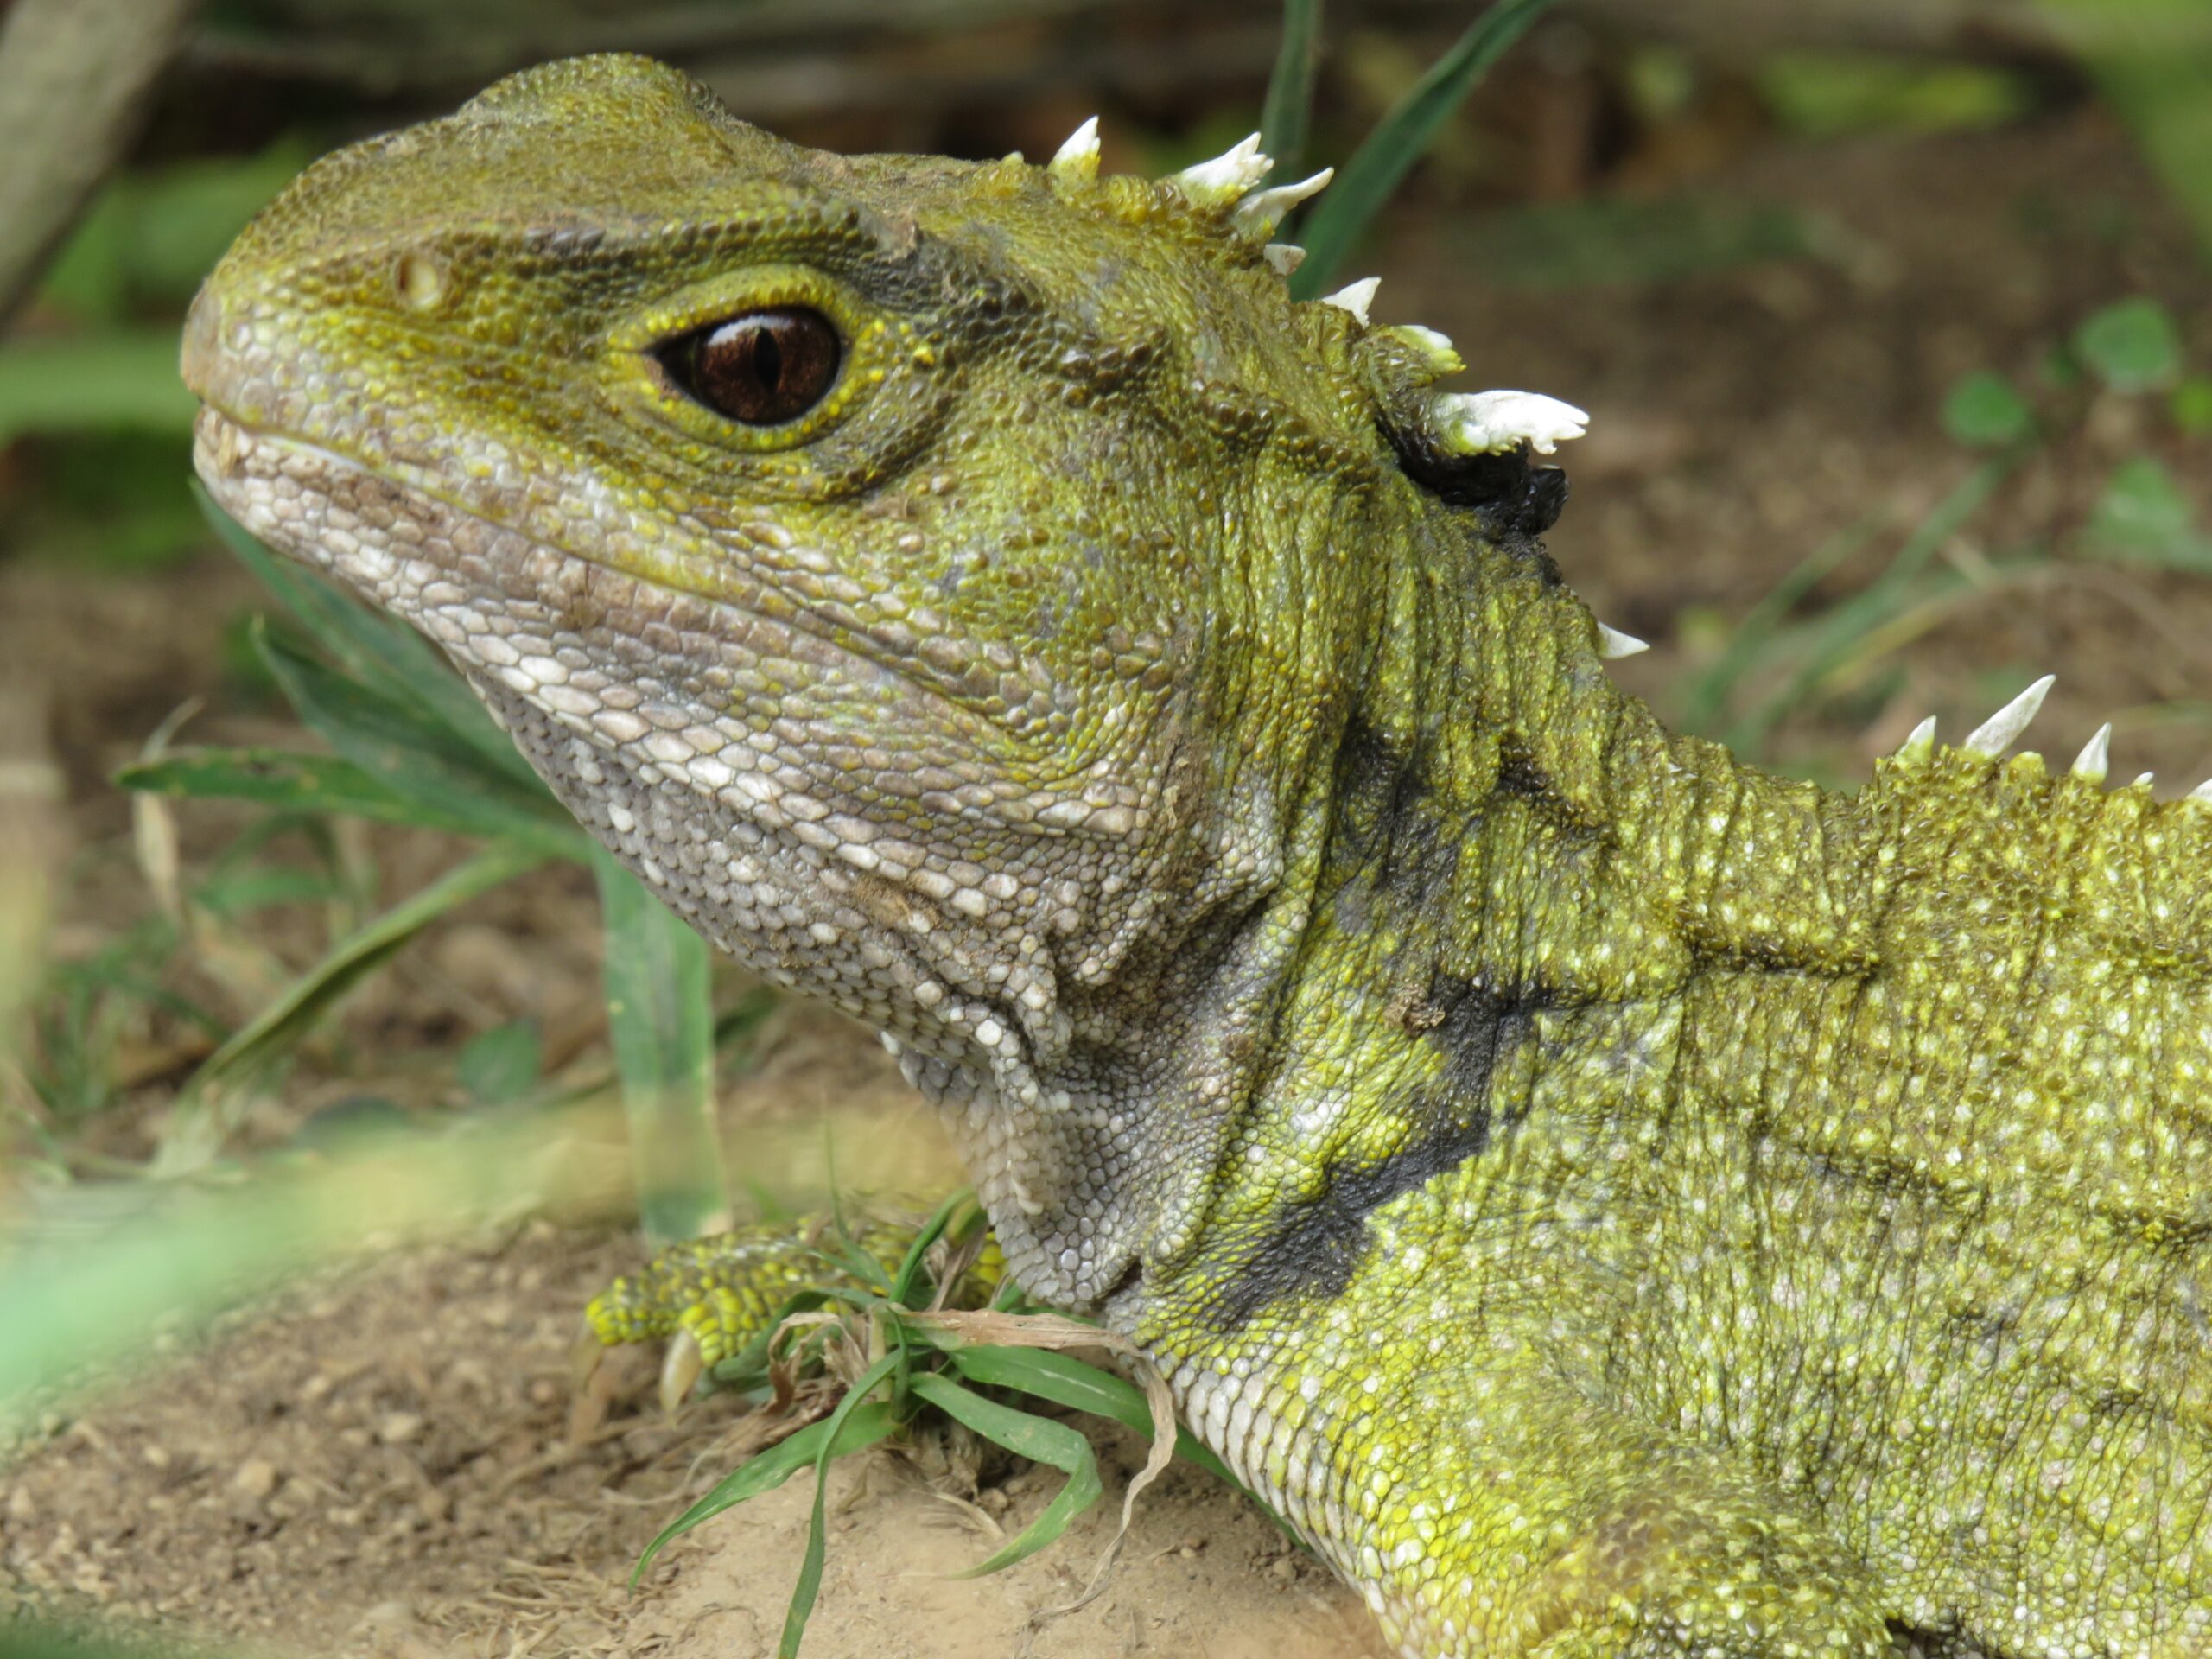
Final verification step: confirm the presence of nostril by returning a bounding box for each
[393,250,447,311]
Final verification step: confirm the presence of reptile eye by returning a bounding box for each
[663,308,842,426]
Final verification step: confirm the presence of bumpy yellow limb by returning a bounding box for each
[585,1213,1004,1374]
[1161,1300,1895,1658]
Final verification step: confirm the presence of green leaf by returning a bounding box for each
[1290,0,1554,296]
[592,849,728,1244]
[633,1395,902,1588]
[1259,0,1325,182]
[1754,54,2035,138]
[1941,371,2035,448]
[2171,375,2212,434]
[458,1019,543,1107]
[708,1287,841,1394]
[908,1371,1105,1576]
[2038,341,2086,390]
[41,143,314,321]
[944,1344,1243,1491]
[779,1352,905,1657]
[254,623,576,849]
[195,486,542,787]
[2048,2,2212,264]
[2074,297,2184,392]
[117,747,584,849]
[170,841,549,1141]
[190,863,350,919]
[0,331,198,442]
[888,1190,982,1310]
[2088,454,2212,569]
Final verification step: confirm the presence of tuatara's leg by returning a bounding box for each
[1380,1401,1893,1656]
[1505,1448,1897,1657]
[1161,1317,1895,1657]
[578,1212,1001,1414]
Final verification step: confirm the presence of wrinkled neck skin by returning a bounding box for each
[812,466,1849,1334]
[1093,499,1857,1340]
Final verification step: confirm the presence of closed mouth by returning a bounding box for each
[189,403,1107,810]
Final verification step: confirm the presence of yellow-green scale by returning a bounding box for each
[1135,531,2212,1654]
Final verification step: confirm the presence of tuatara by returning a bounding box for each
[181,54,2212,1656]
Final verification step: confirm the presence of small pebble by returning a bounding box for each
[233,1459,279,1499]
[375,1412,426,1445]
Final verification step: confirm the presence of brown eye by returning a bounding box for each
[663,307,842,426]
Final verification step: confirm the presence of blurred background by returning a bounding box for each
[0,3,2209,1656]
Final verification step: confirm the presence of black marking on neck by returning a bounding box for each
[1204,973,1552,1332]
[1391,436,1568,581]
[1327,714,1459,918]
[1417,971,1559,1103]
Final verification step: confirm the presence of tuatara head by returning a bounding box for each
[181,54,1589,1300]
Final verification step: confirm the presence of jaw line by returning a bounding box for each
[190,403,1039,772]
[194,403,1054,1072]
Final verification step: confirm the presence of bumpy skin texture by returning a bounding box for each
[181,55,2212,1658]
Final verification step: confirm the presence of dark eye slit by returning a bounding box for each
[659,306,842,427]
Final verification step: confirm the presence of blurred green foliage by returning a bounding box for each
[1942,371,2037,449]
[38,145,315,324]
[2074,296,2185,392]
[1755,54,2038,138]
[113,493,727,1237]
[1445,194,1826,291]
[1676,292,2212,777]
[2040,0,2212,261]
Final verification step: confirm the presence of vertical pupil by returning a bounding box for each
[671,307,840,424]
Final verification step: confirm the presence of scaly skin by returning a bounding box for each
[181,55,2212,1656]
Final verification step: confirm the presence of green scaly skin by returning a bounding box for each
[180,55,2212,1656]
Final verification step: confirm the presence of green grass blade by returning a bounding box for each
[1677,515,1882,735]
[118,746,587,850]
[708,1287,840,1391]
[945,1343,1242,1491]
[254,621,576,848]
[591,849,729,1243]
[1260,0,1325,182]
[888,1188,981,1308]
[164,842,549,1162]
[908,1370,1105,1576]
[632,1392,903,1584]
[782,1351,906,1657]
[1290,0,1554,296]
[194,484,542,786]
[2038,0,2212,261]
[1726,453,2020,751]
[458,1018,543,1107]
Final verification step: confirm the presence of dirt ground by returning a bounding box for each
[4,102,2212,1659]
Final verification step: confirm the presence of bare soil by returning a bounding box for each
[5,104,2211,1659]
